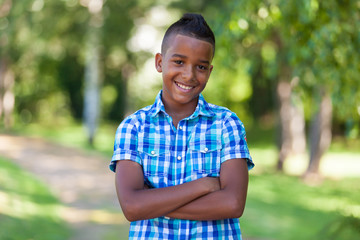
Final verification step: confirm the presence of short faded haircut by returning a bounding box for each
[161,13,215,57]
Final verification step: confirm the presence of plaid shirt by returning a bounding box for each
[110,91,254,240]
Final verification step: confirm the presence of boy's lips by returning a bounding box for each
[175,81,195,91]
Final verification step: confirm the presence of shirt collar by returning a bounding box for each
[148,91,165,117]
[190,93,215,119]
[149,90,215,118]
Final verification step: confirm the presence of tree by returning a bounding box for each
[211,0,360,175]
[1,0,154,134]
[0,0,22,128]
[0,57,15,128]
[82,0,104,145]
[211,0,308,171]
[0,0,89,126]
[294,0,360,178]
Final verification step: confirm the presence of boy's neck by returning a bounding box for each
[162,96,199,128]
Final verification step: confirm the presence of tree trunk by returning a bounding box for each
[83,0,103,146]
[304,91,332,179]
[0,59,4,119]
[276,80,292,170]
[276,77,306,171]
[0,58,15,129]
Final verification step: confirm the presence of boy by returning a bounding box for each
[110,13,254,239]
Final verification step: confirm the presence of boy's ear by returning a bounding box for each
[209,65,214,74]
[155,53,163,73]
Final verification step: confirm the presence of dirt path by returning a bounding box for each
[0,134,129,240]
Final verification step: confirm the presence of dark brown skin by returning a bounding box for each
[115,158,248,221]
[115,160,221,221]
[115,34,249,222]
[155,34,213,128]
[165,158,248,220]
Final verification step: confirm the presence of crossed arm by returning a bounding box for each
[115,158,248,222]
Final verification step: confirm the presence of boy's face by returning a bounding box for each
[155,34,214,109]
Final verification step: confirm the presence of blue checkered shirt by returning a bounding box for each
[110,91,254,240]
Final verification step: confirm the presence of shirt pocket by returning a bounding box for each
[187,139,222,174]
[138,144,170,188]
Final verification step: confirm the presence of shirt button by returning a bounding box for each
[177,156,182,160]
[179,126,183,130]
[151,151,156,155]
[204,147,208,152]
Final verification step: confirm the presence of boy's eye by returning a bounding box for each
[198,65,208,70]
[174,60,183,65]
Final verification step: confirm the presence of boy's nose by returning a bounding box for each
[181,65,195,81]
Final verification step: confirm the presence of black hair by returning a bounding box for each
[161,13,215,56]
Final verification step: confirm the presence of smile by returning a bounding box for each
[175,81,194,90]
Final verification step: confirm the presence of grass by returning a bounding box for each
[243,125,360,239]
[0,156,70,240]
[241,174,360,240]
[1,121,360,240]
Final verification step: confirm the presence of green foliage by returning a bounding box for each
[1,0,88,124]
[1,0,359,141]
[0,157,70,240]
[1,0,158,125]
[210,0,360,121]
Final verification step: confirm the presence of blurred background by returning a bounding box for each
[0,0,359,239]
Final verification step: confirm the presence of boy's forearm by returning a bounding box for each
[116,158,248,222]
[122,179,211,221]
[165,187,246,220]
[166,159,249,221]
[115,160,220,222]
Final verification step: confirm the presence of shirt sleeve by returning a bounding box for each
[109,117,142,172]
[221,113,254,170]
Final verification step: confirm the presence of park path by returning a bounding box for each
[0,134,129,240]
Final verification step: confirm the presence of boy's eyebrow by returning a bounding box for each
[171,54,211,64]
[171,54,188,59]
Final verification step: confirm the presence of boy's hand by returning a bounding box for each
[202,177,220,193]
[165,158,249,220]
[115,160,224,221]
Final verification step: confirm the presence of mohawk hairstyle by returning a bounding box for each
[161,13,215,56]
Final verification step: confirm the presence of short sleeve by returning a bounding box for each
[109,117,141,172]
[221,113,254,170]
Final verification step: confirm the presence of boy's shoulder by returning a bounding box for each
[121,104,153,124]
[203,100,246,128]
[206,101,238,119]
[207,102,230,112]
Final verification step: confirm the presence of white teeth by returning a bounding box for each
[176,82,193,90]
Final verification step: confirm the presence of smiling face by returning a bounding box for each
[155,34,214,113]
